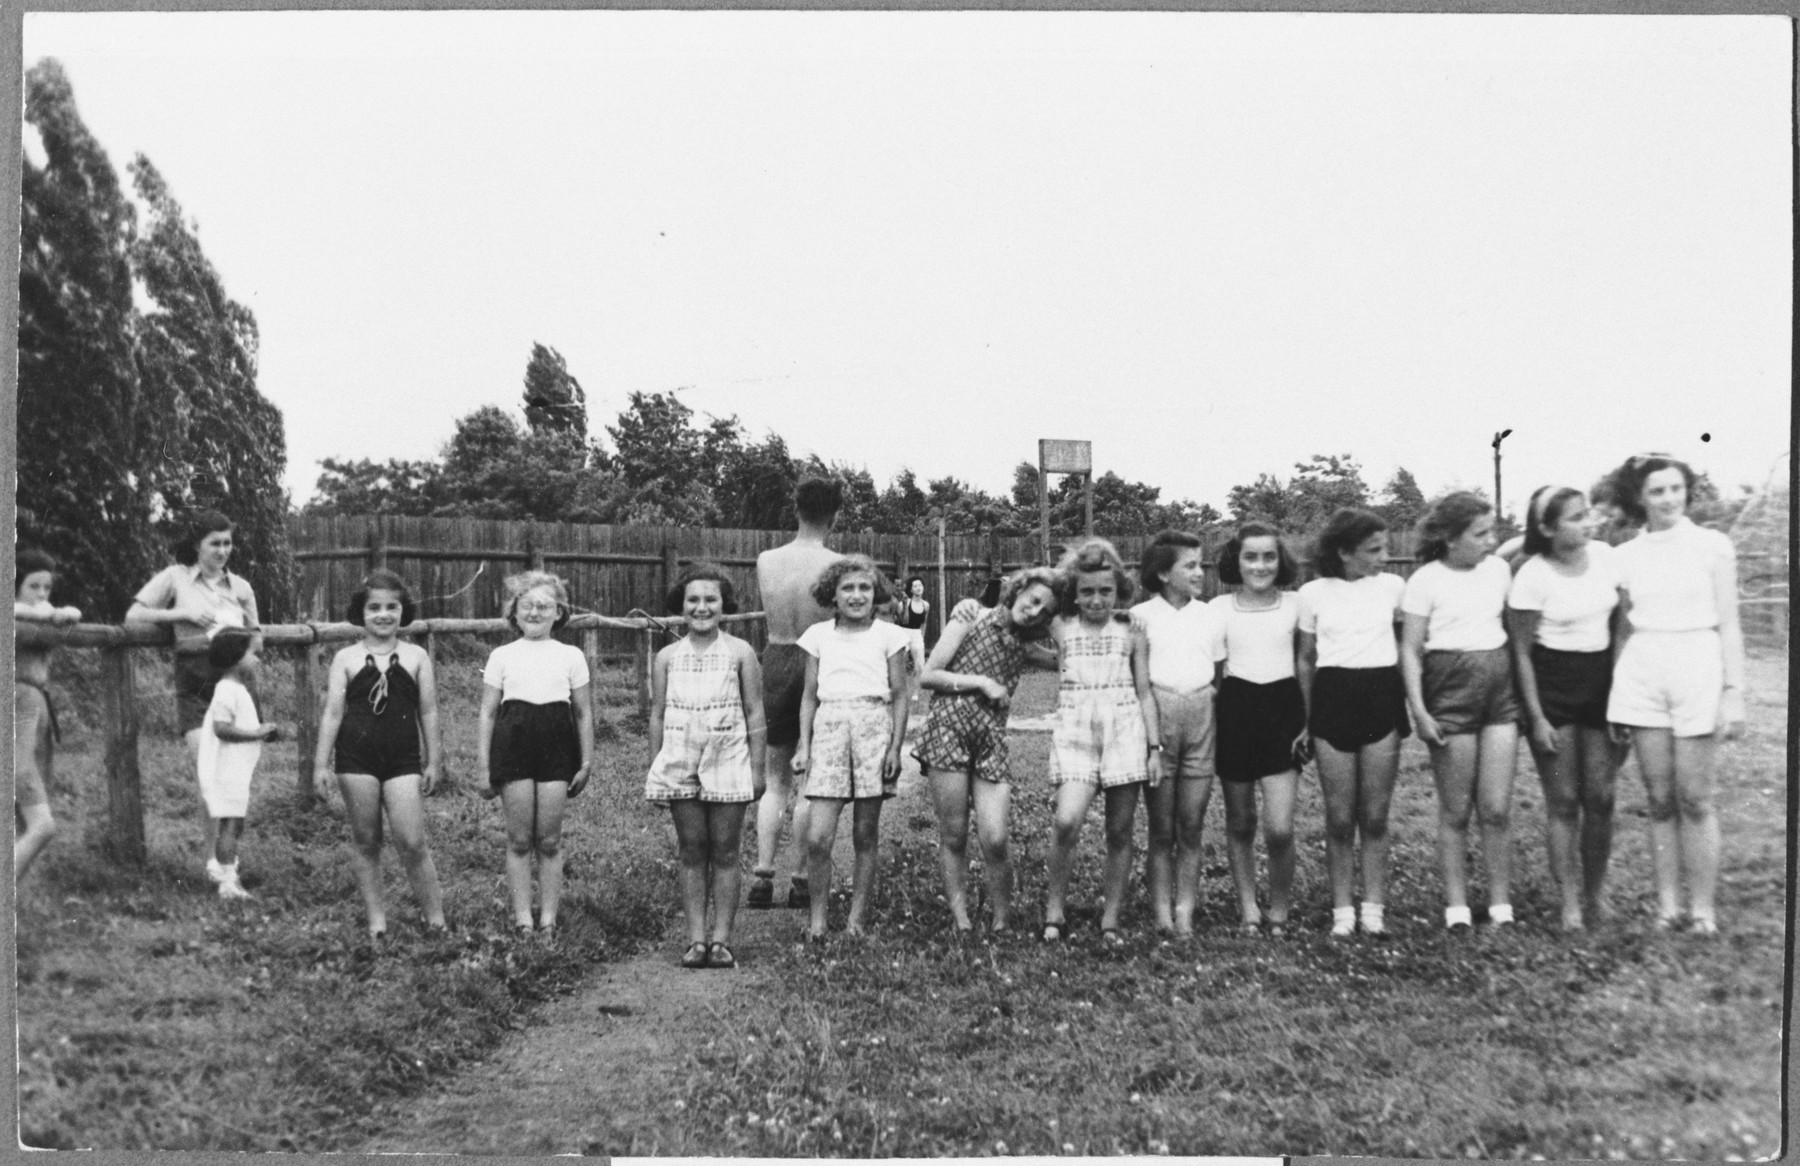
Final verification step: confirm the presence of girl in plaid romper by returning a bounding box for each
[1042,539,1160,944]
[647,565,767,969]
[914,567,1062,934]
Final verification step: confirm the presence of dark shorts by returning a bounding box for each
[335,713,424,782]
[1422,647,1520,735]
[1309,665,1411,753]
[175,652,218,735]
[1216,675,1307,783]
[489,700,581,787]
[761,642,809,749]
[1530,645,1612,730]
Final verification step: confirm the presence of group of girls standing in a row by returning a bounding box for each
[915,450,1745,942]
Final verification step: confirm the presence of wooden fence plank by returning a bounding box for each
[101,646,145,866]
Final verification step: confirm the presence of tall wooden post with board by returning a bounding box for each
[1037,438,1094,566]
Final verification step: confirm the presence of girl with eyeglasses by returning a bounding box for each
[314,569,447,939]
[479,571,595,937]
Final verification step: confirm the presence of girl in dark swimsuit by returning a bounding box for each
[314,570,447,939]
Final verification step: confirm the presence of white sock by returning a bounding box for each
[1359,902,1386,932]
[1331,906,1356,935]
[1488,903,1514,925]
[1445,905,1473,928]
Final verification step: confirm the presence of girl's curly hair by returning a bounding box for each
[1415,492,1492,564]
[347,568,417,628]
[502,569,573,632]
[1054,537,1134,617]
[811,554,895,610]
[665,562,740,616]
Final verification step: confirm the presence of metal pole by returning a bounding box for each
[1084,472,1094,537]
[1492,429,1512,519]
[936,517,947,630]
[1038,460,1050,566]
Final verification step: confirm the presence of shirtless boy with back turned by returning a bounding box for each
[748,477,845,909]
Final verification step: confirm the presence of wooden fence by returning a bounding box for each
[20,612,760,867]
[288,515,1438,650]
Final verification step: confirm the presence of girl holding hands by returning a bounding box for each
[1044,539,1160,945]
[1209,522,1308,936]
[1298,509,1410,937]
[1401,493,1520,930]
[914,567,1062,934]
[1507,486,1627,930]
[314,570,447,938]
[646,565,766,969]
[1602,454,1746,934]
[793,555,913,939]
[479,571,594,936]
[1132,530,1226,937]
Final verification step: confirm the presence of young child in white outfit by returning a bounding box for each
[199,628,287,900]
[647,564,766,968]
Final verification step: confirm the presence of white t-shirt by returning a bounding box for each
[1401,556,1512,652]
[483,637,591,703]
[797,618,912,701]
[1131,594,1226,691]
[1507,541,1621,653]
[198,676,261,817]
[1208,591,1301,684]
[1614,518,1735,633]
[1297,572,1405,669]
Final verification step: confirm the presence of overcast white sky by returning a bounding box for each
[20,11,1794,516]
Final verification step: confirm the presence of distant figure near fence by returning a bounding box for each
[15,549,81,882]
[748,477,846,912]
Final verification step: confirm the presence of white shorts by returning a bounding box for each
[1606,629,1724,738]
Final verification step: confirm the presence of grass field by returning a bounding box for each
[15,640,1789,1156]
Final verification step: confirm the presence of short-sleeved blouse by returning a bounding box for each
[133,564,260,655]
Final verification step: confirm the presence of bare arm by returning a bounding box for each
[1712,547,1747,738]
[1506,607,1556,755]
[1607,592,1634,746]
[1399,613,1442,747]
[414,648,444,793]
[736,641,768,798]
[884,648,909,781]
[1129,623,1161,784]
[568,683,596,795]
[1295,631,1319,727]
[476,684,503,795]
[647,646,673,772]
[793,655,820,775]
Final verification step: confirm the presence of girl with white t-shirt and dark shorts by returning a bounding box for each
[1507,486,1628,931]
[1401,492,1520,931]
[1297,509,1411,937]
[1209,522,1307,936]
[1602,454,1746,934]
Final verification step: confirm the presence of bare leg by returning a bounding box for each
[671,800,710,945]
[338,772,389,933]
[1533,724,1586,928]
[970,779,1014,930]
[1355,734,1401,906]
[1475,722,1519,909]
[804,797,846,937]
[1577,726,1623,919]
[532,783,570,930]
[928,767,977,930]
[188,727,220,858]
[1045,781,1098,927]
[1099,784,1142,932]
[1223,779,1262,926]
[1143,778,1176,932]
[1173,775,1211,932]
[382,775,445,927]
[1260,771,1298,923]
[708,803,749,944]
[1430,734,1479,912]
[1672,735,1721,926]
[500,781,540,927]
[214,818,245,867]
[14,803,55,882]
[755,742,808,881]
[1632,728,1682,922]
[845,799,884,934]
[1314,740,1359,910]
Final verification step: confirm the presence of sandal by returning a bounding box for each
[1041,920,1065,943]
[680,942,710,969]
[707,942,737,968]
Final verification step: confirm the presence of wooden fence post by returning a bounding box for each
[292,631,320,801]
[661,543,680,600]
[101,644,146,866]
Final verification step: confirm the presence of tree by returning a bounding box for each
[715,433,798,529]
[1376,466,1427,530]
[521,342,587,438]
[1228,454,1372,534]
[129,155,293,616]
[18,60,167,618]
[308,458,443,516]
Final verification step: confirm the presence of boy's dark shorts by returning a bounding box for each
[761,642,808,748]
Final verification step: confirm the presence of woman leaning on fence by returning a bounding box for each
[127,510,262,882]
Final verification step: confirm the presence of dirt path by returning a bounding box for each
[357,721,953,1155]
